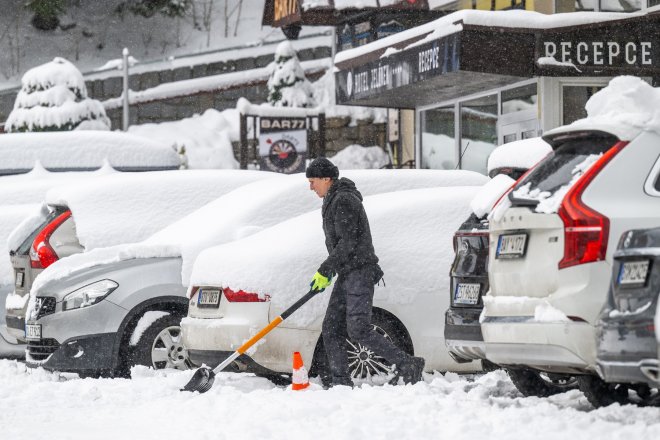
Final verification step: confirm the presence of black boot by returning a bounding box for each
[390,356,425,385]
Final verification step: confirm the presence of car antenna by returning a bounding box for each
[455,141,470,170]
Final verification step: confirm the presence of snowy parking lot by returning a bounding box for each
[1,360,658,440]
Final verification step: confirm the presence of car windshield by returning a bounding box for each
[509,134,618,207]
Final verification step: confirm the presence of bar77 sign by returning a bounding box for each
[258,116,307,173]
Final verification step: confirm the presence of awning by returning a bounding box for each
[334,10,660,108]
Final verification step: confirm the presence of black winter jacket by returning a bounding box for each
[317,178,382,279]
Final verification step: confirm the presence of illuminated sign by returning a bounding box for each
[273,0,301,27]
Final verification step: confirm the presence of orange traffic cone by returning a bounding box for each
[292,351,310,390]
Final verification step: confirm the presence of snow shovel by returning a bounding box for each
[181,288,319,393]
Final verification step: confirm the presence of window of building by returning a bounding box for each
[561,85,603,125]
[501,83,537,115]
[460,94,498,174]
[420,106,457,169]
[560,0,645,11]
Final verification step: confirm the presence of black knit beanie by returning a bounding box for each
[305,157,339,179]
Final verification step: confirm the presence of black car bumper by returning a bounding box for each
[444,307,486,362]
[26,332,118,374]
[596,318,659,386]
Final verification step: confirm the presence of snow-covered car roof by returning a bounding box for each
[487,138,552,174]
[42,169,276,250]
[0,130,181,175]
[189,185,480,326]
[29,169,487,294]
[544,76,660,143]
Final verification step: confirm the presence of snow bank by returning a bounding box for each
[129,109,240,169]
[330,145,390,169]
[190,186,479,326]
[487,138,552,174]
[2,361,658,440]
[43,170,272,250]
[0,131,180,172]
[548,76,660,141]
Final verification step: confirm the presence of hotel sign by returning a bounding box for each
[337,33,460,103]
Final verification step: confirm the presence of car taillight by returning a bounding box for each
[223,287,270,302]
[188,286,200,299]
[558,141,628,269]
[30,210,72,269]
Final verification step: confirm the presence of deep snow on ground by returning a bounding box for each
[0,360,658,440]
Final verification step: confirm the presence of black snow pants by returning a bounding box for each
[321,265,409,384]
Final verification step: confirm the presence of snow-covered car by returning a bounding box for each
[0,166,121,357]
[183,185,484,385]
[481,112,660,399]
[21,169,486,377]
[0,131,180,176]
[6,169,271,347]
[445,138,551,368]
[592,227,660,407]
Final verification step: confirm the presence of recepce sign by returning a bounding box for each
[543,40,653,67]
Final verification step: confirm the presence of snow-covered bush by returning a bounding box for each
[5,57,111,133]
[267,41,314,108]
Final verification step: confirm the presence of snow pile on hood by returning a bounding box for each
[0,204,42,286]
[0,131,180,171]
[470,174,515,218]
[330,145,390,169]
[487,138,552,174]
[43,169,272,250]
[549,76,660,141]
[128,109,240,169]
[190,186,479,326]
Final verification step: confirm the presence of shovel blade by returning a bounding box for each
[180,367,216,393]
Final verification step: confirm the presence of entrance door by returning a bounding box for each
[499,118,539,144]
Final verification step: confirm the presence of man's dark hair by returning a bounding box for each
[306,157,339,179]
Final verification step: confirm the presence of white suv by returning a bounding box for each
[481,126,660,398]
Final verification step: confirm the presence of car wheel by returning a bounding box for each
[506,368,578,397]
[578,375,660,408]
[129,314,193,371]
[313,313,412,387]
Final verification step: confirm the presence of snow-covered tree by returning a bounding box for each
[5,57,111,133]
[267,41,314,108]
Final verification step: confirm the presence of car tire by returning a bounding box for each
[312,312,413,387]
[578,375,659,408]
[128,313,193,373]
[506,368,578,397]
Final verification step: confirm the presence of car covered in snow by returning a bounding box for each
[481,77,660,402]
[591,226,660,407]
[444,138,550,368]
[20,169,486,377]
[182,185,484,385]
[0,130,180,176]
[6,169,271,349]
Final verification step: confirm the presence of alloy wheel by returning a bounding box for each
[346,324,395,383]
[150,325,192,370]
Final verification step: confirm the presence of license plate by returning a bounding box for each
[618,260,650,286]
[25,324,41,341]
[454,283,481,305]
[496,233,528,259]
[197,289,221,308]
[15,271,24,287]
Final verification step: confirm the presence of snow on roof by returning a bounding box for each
[302,0,413,9]
[0,131,181,172]
[335,10,639,65]
[103,58,331,110]
[189,185,479,326]
[487,137,552,174]
[30,169,487,292]
[42,169,273,250]
[545,76,660,141]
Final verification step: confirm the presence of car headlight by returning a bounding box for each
[62,279,118,311]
